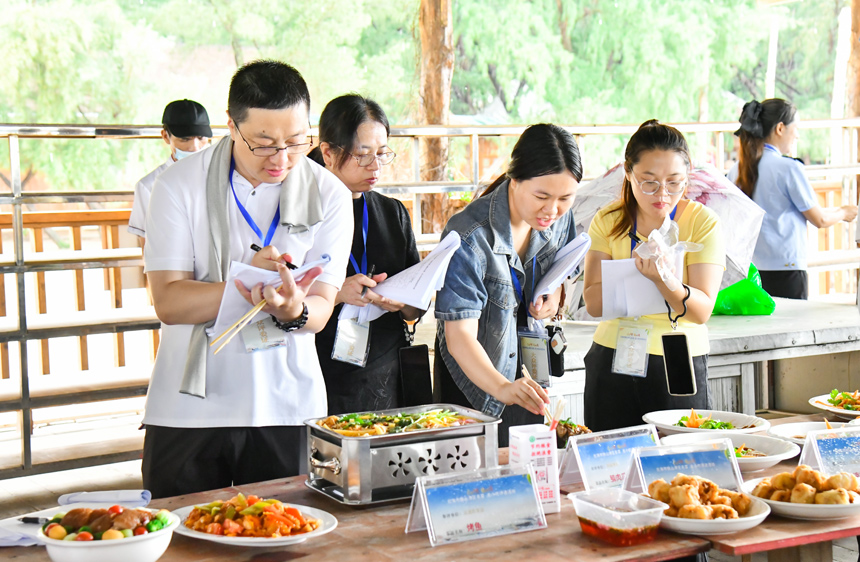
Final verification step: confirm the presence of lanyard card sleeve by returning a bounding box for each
[518,321,551,388]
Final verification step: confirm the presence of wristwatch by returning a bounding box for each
[271,302,308,332]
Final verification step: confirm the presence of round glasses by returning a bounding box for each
[340,148,397,167]
[631,175,687,195]
[235,124,313,157]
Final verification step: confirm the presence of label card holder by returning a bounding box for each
[612,321,651,377]
[800,426,860,476]
[241,316,287,352]
[518,324,551,387]
[405,464,547,546]
[331,317,371,366]
[561,424,659,490]
[623,438,743,494]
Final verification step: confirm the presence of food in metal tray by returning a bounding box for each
[750,465,860,505]
[648,474,753,519]
[183,494,321,538]
[317,408,480,436]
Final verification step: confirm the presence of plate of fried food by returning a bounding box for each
[642,409,769,436]
[809,390,860,420]
[646,473,769,535]
[658,433,800,474]
[744,465,860,520]
[174,493,337,546]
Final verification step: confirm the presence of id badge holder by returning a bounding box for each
[240,316,288,352]
[332,317,371,367]
[612,320,651,377]
[518,318,551,388]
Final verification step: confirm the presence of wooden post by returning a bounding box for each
[33,227,49,374]
[72,226,88,371]
[0,231,8,380]
[418,0,454,234]
[107,225,125,367]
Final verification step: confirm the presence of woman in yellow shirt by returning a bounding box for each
[583,120,725,432]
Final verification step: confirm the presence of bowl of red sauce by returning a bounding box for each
[569,489,666,547]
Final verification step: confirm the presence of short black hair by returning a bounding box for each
[227,60,310,124]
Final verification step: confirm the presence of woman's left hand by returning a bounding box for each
[528,285,562,321]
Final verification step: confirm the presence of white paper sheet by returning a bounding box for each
[209,256,330,339]
[532,233,591,304]
[340,231,462,324]
[600,253,683,320]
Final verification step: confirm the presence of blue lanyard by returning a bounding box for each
[510,259,537,317]
[630,206,677,255]
[763,143,780,155]
[348,196,370,275]
[229,158,280,247]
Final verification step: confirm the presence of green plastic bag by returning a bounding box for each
[712,263,775,316]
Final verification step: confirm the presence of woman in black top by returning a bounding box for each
[310,95,423,414]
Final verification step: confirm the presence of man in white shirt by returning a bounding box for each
[141,60,352,498]
[128,99,212,244]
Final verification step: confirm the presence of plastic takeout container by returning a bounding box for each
[569,488,666,547]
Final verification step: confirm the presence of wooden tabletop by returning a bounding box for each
[6,413,857,561]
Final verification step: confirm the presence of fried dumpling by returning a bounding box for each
[771,472,796,491]
[825,472,859,493]
[790,483,817,504]
[815,489,850,505]
[678,504,713,519]
[751,479,774,499]
[795,466,826,492]
[669,484,702,508]
[648,479,671,504]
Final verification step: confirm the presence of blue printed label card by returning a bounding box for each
[561,424,659,490]
[801,426,860,477]
[405,464,547,547]
[623,438,742,495]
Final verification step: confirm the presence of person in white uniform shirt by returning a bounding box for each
[141,60,352,499]
[128,99,212,246]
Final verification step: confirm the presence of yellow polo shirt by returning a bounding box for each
[588,201,725,356]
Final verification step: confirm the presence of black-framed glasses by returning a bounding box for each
[339,147,397,167]
[235,124,313,157]
[630,174,687,195]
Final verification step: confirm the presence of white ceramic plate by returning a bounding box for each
[173,504,337,546]
[658,432,800,473]
[743,477,860,520]
[642,409,769,436]
[659,496,770,535]
[766,422,850,446]
[808,394,860,421]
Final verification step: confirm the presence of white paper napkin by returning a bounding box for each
[0,527,38,547]
[57,489,151,508]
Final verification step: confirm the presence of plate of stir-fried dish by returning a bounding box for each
[809,390,860,420]
[659,432,799,473]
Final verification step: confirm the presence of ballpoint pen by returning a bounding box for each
[360,264,376,298]
[250,243,297,270]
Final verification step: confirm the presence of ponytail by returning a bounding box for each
[734,99,797,198]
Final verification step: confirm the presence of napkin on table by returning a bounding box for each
[0,527,39,547]
[58,489,151,508]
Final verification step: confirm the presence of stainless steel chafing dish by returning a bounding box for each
[304,404,500,505]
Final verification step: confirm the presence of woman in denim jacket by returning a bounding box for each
[434,124,582,445]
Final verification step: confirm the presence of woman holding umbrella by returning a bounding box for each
[582,120,725,433]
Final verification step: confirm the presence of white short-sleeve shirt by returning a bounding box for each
[128,156,173,238]
[142,147,353,427]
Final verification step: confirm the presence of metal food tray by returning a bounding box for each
[304,403,500,505]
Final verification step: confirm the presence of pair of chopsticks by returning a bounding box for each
[209,292,278,355]
[520,365,564,429]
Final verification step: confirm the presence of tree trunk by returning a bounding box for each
[418,0,454,234]
[849,0,860,118]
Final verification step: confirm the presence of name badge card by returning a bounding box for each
[612,321,652,377]
[561,424,659,490]
[405,465,547,547]
[623,439,742,494]
[241,317,287,352]
[800,426,860,477]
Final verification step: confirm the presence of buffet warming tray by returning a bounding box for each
[304,403,500,505]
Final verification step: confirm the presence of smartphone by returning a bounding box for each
[399,345,433,406]
[661,332,696,396]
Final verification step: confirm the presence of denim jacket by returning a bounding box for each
[434,180,576,417]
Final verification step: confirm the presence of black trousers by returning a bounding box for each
[583,343,710,432]
[141,425,306,499]
[759,269,808,300]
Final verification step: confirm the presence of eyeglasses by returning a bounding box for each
[631,174,687,195]
[339,147,397,167]
[235,124,313,157]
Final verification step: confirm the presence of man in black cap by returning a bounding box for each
[128,99,213,244]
